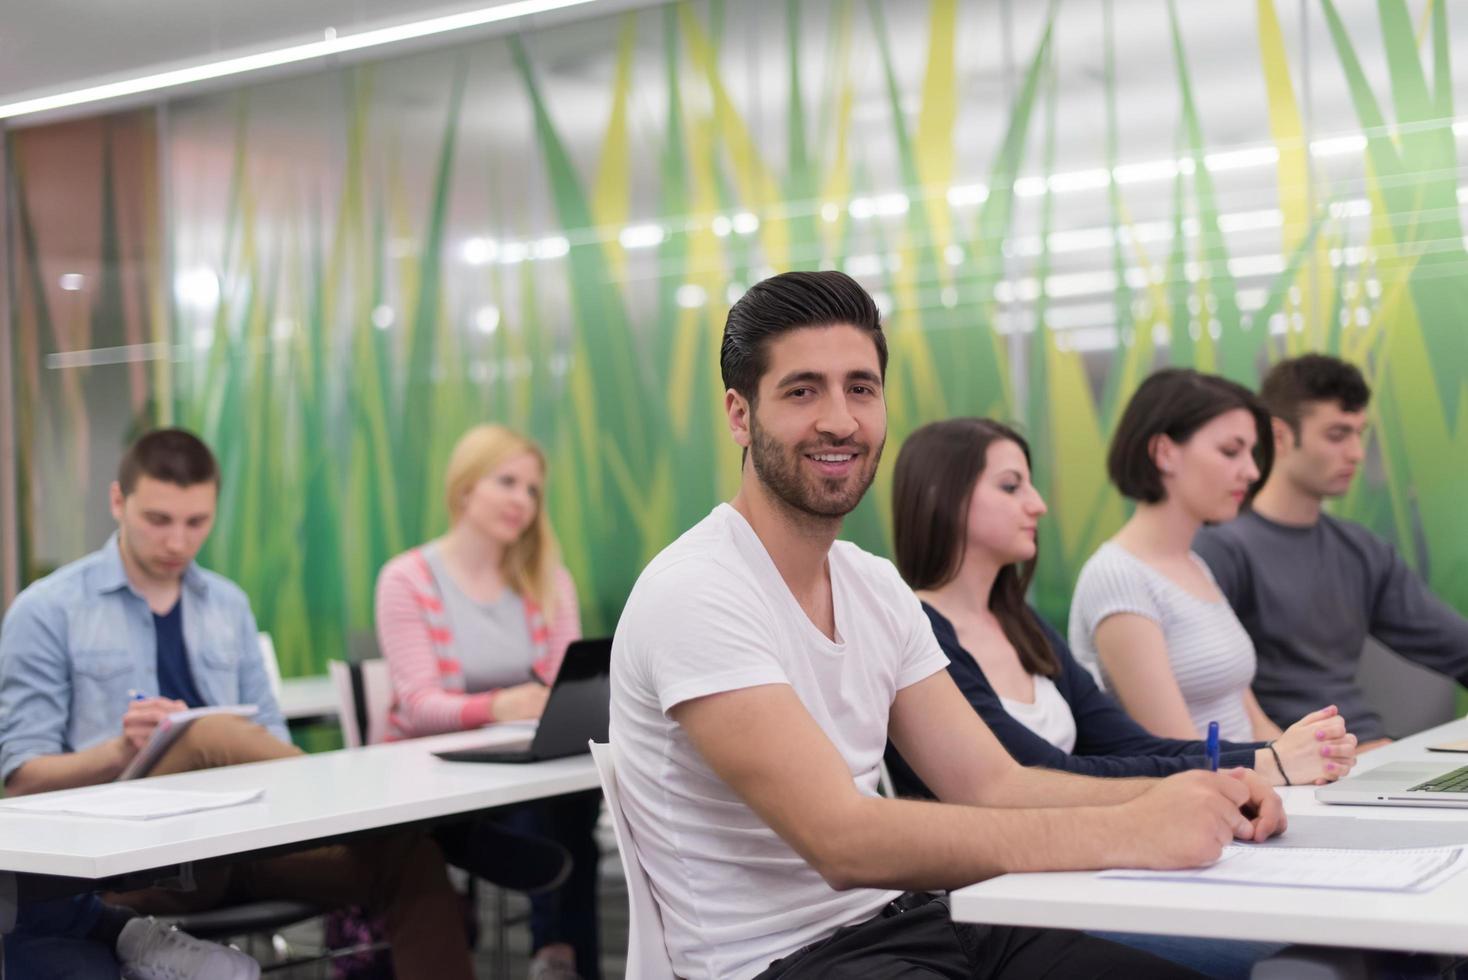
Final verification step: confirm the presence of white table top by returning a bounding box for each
[0,726,599,880]
[278,675,339,722]
[950,717,1468,955]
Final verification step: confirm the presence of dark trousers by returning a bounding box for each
[439,789,603,978]
[4,896,118,980]
[755,892,1205,979]
[498,790,603,980]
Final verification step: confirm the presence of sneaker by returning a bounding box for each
[116,916,261,980]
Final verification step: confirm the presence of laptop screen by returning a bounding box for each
[530,638,612,759]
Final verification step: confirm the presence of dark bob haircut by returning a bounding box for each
[719,270,887,403]
[892,418,1058,678]
[117,428,219,496]
[1107,369,1273,505]
[1260,353,1371,437]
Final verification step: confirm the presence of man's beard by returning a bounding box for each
[748,414,882,521]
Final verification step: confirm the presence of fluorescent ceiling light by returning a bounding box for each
[46,342,170,370]
[619,223,665,249]
[674,284,707,308]
[0,0,605,120]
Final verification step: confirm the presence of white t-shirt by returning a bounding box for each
[611,504,949,980]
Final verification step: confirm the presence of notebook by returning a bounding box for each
[119,705,259,780]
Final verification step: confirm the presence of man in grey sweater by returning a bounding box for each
[1194,354,1468,744]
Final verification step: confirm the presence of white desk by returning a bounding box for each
[950,718,1468,955]
[0,726,599,880]
[278,675,339,723]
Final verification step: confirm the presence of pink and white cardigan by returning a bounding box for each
[374,548,581,740]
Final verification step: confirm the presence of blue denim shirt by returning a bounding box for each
[0,534,288,783]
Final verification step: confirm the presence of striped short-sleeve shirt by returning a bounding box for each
[1068,541,1257,742]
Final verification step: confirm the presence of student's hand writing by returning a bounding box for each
[1121,770,1254,868]
[1222,767,1286,842]
[1271,705,1357,785]
[492,682,551,722]
[121,697,189,751]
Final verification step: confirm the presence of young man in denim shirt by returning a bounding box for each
[0,429,473,980]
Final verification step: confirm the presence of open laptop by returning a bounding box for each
[1316,762,1468,808]
[433,638,611,764]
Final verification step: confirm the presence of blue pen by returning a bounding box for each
[128,690,147,702]
[1206,720,1220,772]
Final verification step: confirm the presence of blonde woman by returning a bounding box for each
[376,424,599,980]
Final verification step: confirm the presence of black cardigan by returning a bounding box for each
[886,603,1264,799]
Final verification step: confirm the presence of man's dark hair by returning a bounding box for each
[1259,353,1371,437]
[1108,368,1273,505]
[117,428,219,495]
[720,270,888,403]
[892,417,1059,678]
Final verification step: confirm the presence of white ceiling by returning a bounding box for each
[0,0,667,120]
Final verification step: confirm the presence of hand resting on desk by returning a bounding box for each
[1261,705,1358,785]
[490,682,550,722]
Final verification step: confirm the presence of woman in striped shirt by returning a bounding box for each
[1068,369,1356,787]
[375,424,599,980]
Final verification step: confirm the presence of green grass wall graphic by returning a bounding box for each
[8,1,1468,696]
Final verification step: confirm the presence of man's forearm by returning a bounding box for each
[4,737,132,795]
[816,794,1135,891]
[975,762,1153,808]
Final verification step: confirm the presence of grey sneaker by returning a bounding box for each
[527,955,581,980]
[116,916,261,980]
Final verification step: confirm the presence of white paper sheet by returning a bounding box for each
[1100,845,1468,893]
[1,785,265,820]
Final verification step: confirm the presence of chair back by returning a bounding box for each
[1357,637,1459,738]
[328,659,395,748]
[589,740,677,979]
[257,632,283,702]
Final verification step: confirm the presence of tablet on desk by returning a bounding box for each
[119,705,260,780]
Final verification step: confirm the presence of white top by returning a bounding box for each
[998,675,1077,753]
[1069,541,1257,741]
[949,717,1468,956]
[610,504,949,980]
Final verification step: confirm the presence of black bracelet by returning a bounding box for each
[1266,740,1292,786]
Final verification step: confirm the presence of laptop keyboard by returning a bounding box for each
[1407,766,1468,794]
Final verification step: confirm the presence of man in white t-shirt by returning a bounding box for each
[611,270,1284,980]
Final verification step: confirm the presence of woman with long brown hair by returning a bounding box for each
[886,416,1315,980]
[885,417,1349,792]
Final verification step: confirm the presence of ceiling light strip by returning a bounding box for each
[0,0,602,120]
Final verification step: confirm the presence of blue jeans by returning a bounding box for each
[1091,932,1284,980]
[4,895,120,980]
[1093,932,1463,980]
